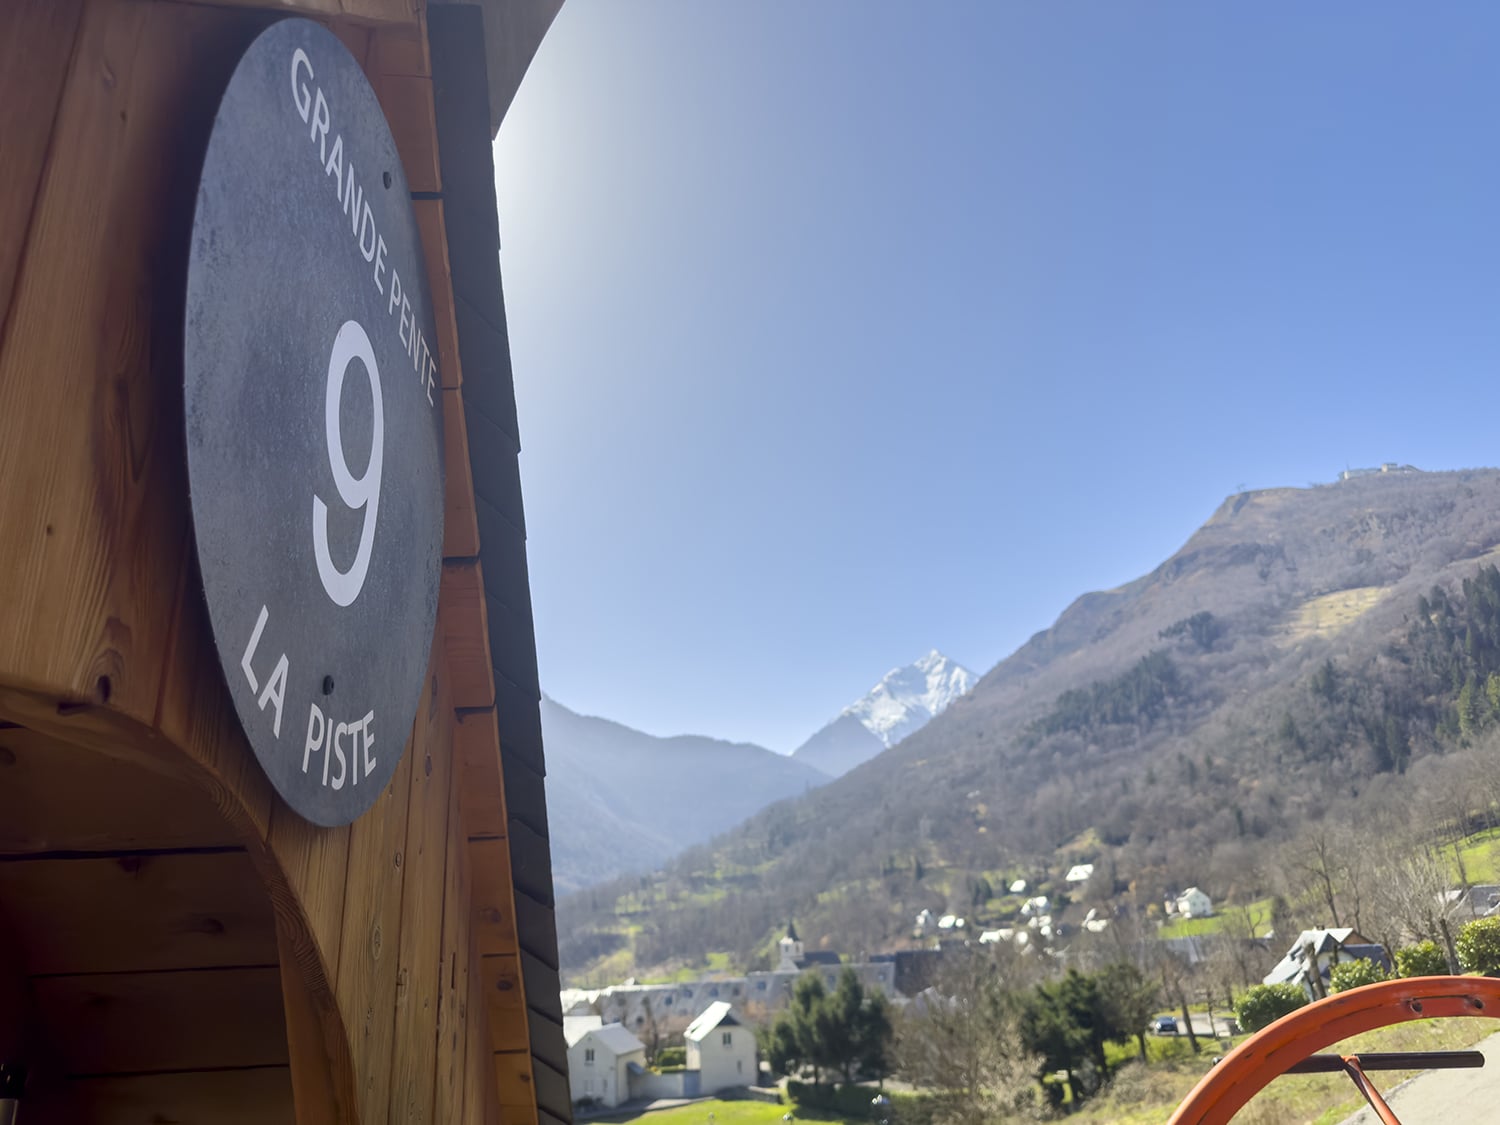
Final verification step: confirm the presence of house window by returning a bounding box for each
[584,1048,595,1064]
[756,981,766,991]
[722,1032,732,1047]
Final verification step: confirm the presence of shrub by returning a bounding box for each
[655,1046,687,1068]
[1457,917,1500,975]
[1395,940,1449,978]
[1330,958,1387,992]
[1234,983,1308,1032]
[788,1081,935,1125]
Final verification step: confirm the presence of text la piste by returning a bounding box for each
[242,604,375,790]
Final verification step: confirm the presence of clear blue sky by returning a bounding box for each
[493,2,1500,753]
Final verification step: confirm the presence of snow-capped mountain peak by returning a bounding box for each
[791,650,978,776]
[842,650,978,748]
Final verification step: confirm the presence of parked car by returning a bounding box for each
[1153,1016,1179,1036]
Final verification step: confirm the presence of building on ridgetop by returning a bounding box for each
[685,1001,758,1093]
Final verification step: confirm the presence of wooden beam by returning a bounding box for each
[433,750,472,1125]
[455,707,506,838]
[372,73,442,194]
[388,660,454,1125]
[480,954,529,1053]
[0,0,85,335]
[0,726,242,855]
[33,1067,296,1125]
[440,561,496,709]
[336,745,414,1125]
[34,967,289,1076]
[469,838,518,956]
[0,851,276,975]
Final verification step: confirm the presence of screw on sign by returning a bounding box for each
[185,19,444,826]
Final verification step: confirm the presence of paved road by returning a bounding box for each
[1337,1028,1500,1125]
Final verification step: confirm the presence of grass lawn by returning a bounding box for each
[605,1100,857,1125]
[1158,897,1273,939]
[1451,827,1500,884]
[1073,1016,1496,1125]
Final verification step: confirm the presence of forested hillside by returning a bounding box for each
[559,469,1500,981]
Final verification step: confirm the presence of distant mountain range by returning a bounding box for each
[556,468,1500,980]
[791,650,977,777]
[541,696,829,894]
[544,651,976,892]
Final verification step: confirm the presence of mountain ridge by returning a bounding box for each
[556,468,1500,979]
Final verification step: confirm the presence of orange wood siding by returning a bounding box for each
[0,1,539,1122]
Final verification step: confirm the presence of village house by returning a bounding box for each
[1176,887,1213,918]
[1065,863,1095,884]
[1263,928,1390,997]
[565,1016,647,1109]
[685,1002,759,1093]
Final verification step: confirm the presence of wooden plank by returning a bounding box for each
[34,967,288,1076]
[0,726,242,855]
[440,561,496,708]
[165,0,417,26]
[0,0,257,723]
[387,656,453,1125]
[0,0,85,334]
[455,707,505,837]
[265,804,351,983]
[433,746,471,1125]
[479,955,529,1053]
[32,1067,295,1125]
[327,17,373,68]
[414,200,464,391]
[469,838,518,956]
[369,15,431,77]
[155,551,278,847]
[277,918,359,1125]
[442,388,481,560]
[463,942,496,1125]
[372,73,441,194]
[0,851,276,975]
[336,743,414,1125]
[492,1050,536,1115]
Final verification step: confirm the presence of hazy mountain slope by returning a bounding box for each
[542,696,830,893]
[557,468,1500,975]
[793,650,977,776]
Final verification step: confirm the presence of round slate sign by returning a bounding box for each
[185,19,444,826]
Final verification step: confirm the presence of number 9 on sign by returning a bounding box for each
[313,319,384,608]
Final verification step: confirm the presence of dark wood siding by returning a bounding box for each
[429,8,570,1123]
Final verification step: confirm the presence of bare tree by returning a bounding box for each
[893,950,1041,1125]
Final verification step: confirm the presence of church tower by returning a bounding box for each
[777,920,805,971]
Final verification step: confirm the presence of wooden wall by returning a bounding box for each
[0,1,538,1122]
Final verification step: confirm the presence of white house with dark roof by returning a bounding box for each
[1263,928,1389,998]
[565,1017,646,1109]
[1176,887,1213,918]
[685,1001,757,1094]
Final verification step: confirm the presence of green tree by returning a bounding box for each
[772,969,893,1086]
[767,973,827,1083]
[1234,984,1308,1032]
[1095,962,1159,1061]
[1457,917,1500,975]
[1394,941,1449,978]
[1330,959,1387,992]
